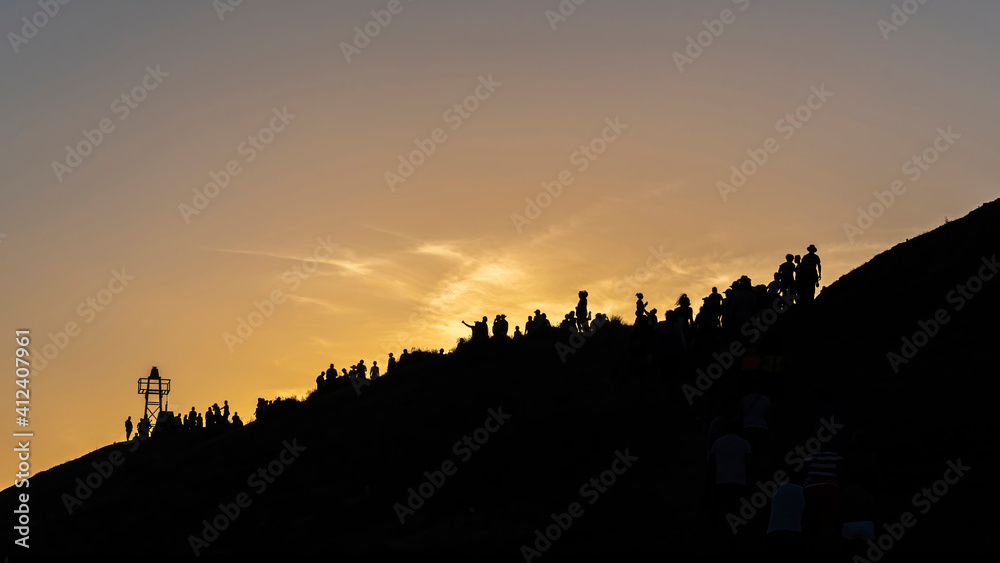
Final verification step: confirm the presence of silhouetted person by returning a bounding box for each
[462,319,477,340]
[525,314,535,335]
[798,245,822,304]
[357,359,367,379]
[513,325,522,339]
[138,417,150,438]
[561,311,576,330]
[317,372,325,389]
[125,416,133,441]
[793,255,802,302]
[232,412,243,427]
[387,353,396,373]
[767,272,783,297]
[738,391,773,465]
[537,312,550,329]
[707,287,723,312]
[370,361,380,380]
[635,293,648,320]
[493,314,509,338]
[803,448,844,551]
[778,254,796,299]
[462,317,489,341]
[591,313,607,331]
[767,474,806,554]
[706,422,751,532]
[576,291,589,331]
[647,308,658,326]
[223,400,230,422]
[674,294,693,331]
[196,413,203,428]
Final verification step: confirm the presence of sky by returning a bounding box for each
[2,0,998,475]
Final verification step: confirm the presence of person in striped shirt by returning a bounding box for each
[803,449,844,551]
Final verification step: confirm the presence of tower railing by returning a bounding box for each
[137,377,171,433]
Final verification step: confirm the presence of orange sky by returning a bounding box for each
[2,0,998,475]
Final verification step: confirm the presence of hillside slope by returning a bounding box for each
[5,199,999,556]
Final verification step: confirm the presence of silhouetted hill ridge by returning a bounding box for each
[5,199,999,554]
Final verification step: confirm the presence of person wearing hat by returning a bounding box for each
[798,245,822,303]
[493,314,509,338]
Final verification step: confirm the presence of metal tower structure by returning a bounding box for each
[137,366,170,435]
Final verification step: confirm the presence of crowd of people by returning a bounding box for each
[120,243,851,554]
[123,367,244,440]
[304,244,824,390]
[703,378,876,555]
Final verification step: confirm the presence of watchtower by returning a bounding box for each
[137,366,171,433]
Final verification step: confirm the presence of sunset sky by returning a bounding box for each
[2,0,998,475]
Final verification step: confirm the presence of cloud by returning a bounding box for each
[204,245,378,276]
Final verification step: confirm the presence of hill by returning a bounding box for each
[5,199,999,556]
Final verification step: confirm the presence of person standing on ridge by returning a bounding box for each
[125,416,133,441]
[635,293,648,320]
[576,291,590,332]
[798,245,822,304]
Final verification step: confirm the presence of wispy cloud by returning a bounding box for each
[204,246,378,276]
